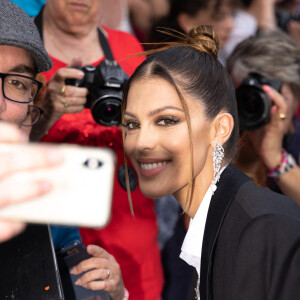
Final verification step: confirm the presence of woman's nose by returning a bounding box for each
[135,125,156,151]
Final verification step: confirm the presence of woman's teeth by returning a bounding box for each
[141,161,167,170]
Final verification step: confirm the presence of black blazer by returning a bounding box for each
[199,165,300,300]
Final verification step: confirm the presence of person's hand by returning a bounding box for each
[42,59,89,129]
[0,122,63,242]
[248,85,289,169]
[71,245,126,300]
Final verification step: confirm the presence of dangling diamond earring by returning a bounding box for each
[211,140,224,194]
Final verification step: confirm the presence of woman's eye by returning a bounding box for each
[122,121,140,130]
[157,118,179,126]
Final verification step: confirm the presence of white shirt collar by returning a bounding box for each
[179,165,228,276]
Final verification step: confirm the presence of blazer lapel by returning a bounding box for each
[199,165,249,299]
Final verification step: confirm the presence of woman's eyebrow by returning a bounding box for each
[124,106,184,119]
[124,105,184,118]
[147,106,184,117]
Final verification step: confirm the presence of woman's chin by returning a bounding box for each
[140,186,169,200]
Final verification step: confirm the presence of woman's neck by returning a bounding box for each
[43,13,104,65]
[173,156,214,219]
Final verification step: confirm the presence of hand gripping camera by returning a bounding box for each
[65,59,129,127]
[235,72,282,131]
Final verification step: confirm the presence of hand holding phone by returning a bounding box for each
[57,241,111,300]
[0,122,64,242]
[0,143,115,228]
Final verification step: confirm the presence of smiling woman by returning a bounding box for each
[122,25,300,299]
[123,77,216,208]
[123,26,238,214]
[28,0,164,298]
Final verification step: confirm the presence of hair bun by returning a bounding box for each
[187,25,219,57]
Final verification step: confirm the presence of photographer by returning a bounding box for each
[30,1,164,299]
[227,29,300,204]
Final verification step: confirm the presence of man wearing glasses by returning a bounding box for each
[0,0,63,242]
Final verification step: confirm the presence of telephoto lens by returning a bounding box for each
[235,73,281,131]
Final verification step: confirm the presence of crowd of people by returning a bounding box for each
[1,0,300,299]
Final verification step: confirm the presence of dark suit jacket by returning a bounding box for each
[199,165,300,300]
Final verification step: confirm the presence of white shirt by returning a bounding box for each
[180,165,228,276]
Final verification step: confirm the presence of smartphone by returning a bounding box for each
[56,240,111,300]
[0,143,116,228]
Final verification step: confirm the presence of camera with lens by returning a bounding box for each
[276,10,300,32]
[65,59,129,126]
[235,72,282,131]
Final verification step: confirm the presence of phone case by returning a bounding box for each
[0,143,116,228]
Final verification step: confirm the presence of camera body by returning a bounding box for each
[236,72,281,131]
[65,59,129,126]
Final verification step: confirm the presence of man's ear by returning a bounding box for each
[211,112,234,146]
[177,13,196,34]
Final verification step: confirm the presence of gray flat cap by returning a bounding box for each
[0,0,52,73]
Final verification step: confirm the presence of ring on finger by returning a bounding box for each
[61,84,67,96]
[279,113,287,120]
[62,99,68,108]
[105,268,110,280]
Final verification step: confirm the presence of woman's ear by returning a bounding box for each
[177,13,195,34]
[212,113,234,146]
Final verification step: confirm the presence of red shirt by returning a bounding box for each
[42,27,164,300]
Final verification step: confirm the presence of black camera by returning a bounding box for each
[276,10,300,32]
[235,72,282,131]
[65,59,129,126]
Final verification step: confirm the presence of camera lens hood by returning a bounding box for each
[91,90,122,127]
[236,85,271,131]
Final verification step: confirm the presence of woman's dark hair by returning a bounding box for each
[123,25,239,162]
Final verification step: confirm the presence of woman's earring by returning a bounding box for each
[211,140,224,193]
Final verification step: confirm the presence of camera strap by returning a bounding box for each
[34,7,115,62]
[97,28,114,61]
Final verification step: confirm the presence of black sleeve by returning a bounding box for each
[232,214,300,300]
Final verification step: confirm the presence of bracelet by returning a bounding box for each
[266,149,297,178]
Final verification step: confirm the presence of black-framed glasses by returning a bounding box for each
[21,105,44,127]
[0,72,42,103]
